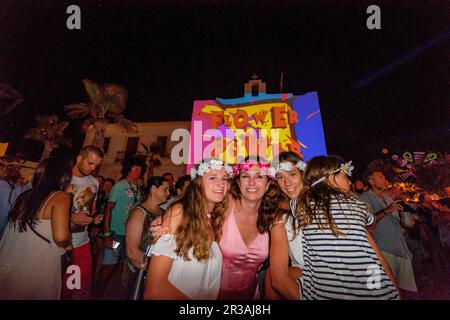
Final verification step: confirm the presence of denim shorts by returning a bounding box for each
[102,234,126,265]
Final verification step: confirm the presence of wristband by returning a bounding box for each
[102,232,112,237]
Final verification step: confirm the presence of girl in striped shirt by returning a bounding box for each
[294,156,399,300]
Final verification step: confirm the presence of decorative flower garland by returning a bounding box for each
[310,161,354,187]
[190,159,233,180]
[232,159,277,179]
[276,160,307,173]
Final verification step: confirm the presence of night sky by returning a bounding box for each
[1,0,449,175]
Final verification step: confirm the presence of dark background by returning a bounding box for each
[0,0,449,176]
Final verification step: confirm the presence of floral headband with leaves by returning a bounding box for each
[232,159,277,179]
[275,160,307,173]
[310,161,354,187]
[190,159,234,180]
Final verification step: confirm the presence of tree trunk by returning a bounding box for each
[41,140,57,162]
[91,121,106,148]
[146,162,154,180]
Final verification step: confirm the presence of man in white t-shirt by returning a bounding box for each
[62,145,104,300]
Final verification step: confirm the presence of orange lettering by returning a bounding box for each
[272,106,287,128]
[288,109,298,125]
[210,111,224,128]
[224,114,232,126]
[253,111,268,125]
[233,109,249,129]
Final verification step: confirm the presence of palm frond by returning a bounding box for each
[82,79,103,106]
[64,103,89,119]
[103,83,127,114]
[24,128,46,142]
[109,114,137,132]
[140,143,150,153]
[149,141,162,154]
[150,158,162,168]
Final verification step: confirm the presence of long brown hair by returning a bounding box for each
[212,162,280,239]
[296,155,351,237]
[273,151,305,236]
[173,171,226,262]
[8,155,73,232]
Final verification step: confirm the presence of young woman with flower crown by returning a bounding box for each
[294,155,400,300]
[143,159,232,300]
[264,151,307,300]
[212,157,280,300]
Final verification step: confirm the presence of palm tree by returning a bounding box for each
[139,142,163,178]
[24,115,72,161]
[64,79,136,148]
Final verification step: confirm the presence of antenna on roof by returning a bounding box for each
[280,72,284,92]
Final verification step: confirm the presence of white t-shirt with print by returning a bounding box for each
[69,175,99,248]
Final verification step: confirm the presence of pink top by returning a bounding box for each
[218,203,269,300]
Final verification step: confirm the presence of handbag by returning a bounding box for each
[27,221,73,273]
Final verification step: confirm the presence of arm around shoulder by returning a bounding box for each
[269,223,301,300]
[162,203,184,234]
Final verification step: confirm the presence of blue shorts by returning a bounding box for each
[102,234,126,265]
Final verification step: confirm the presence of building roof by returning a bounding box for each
[106,120,191,127]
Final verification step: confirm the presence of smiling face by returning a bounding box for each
[202,168,230,205]
[238,165,269,203]
[276,164,304,199]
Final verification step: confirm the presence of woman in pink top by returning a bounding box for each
[213,158,279,300]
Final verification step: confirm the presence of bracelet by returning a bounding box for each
[102,232,112,237]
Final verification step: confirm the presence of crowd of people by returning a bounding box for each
[0,145,449,300]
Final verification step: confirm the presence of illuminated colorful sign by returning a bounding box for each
[188,89,327,170]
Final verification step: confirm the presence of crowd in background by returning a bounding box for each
[0,146,449,300]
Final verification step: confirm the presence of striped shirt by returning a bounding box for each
[298,194,399,300]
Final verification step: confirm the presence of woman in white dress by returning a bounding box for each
[144,159,232,300]
[0,155,73,299]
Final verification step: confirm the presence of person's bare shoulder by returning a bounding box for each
[163,203,184,233]
[51,191,72,204]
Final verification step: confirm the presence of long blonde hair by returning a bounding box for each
[173,173,225,262]
[296,155,351,237]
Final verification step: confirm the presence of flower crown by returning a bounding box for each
[310,161,354,187]
[232,159,277,179]
[190,159,234,180]
[276,160,307,173]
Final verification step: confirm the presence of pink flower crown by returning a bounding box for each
[232,160,276,179]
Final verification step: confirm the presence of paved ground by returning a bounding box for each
[90,252,450,300]
[412,258,450,300]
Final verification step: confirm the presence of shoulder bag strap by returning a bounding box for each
[27,221,51,244]
[27,191,64,244]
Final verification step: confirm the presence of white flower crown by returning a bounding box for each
[276,160,307,173]
[310,161,354,187]
[190,159,233,180]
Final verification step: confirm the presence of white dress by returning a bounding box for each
[150,234,222,300]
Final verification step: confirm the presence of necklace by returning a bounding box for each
[141,202,161,215]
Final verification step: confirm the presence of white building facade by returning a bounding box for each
[83,121,190,182]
